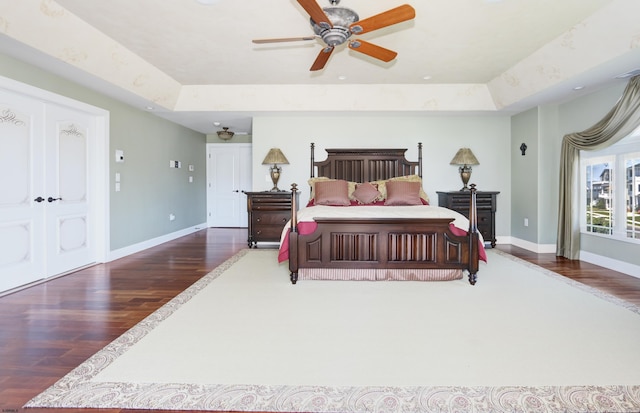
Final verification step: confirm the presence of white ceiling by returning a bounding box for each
[0,0,639,135]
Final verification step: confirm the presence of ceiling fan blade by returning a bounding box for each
[348,39,397,62]
[310,46,334,71]
[252,36,316,44]
[349,4,415,35]
[297,0,333,28]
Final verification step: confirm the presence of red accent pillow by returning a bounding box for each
[352,182,382,204]
[384,180,423,205]
[314,180,350,206]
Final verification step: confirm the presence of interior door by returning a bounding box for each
[207,143,251,227]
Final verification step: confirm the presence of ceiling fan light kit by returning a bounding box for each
[217,127,234,140]
[252,0,415,72]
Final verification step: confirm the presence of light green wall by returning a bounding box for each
[0,53,207,251]
[537,105,561,245]
[511,108,539,243]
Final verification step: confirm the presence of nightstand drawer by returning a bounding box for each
[253,225,285,240]
[252,211,289,226]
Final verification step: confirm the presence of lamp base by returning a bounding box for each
[269,164,282,191]
[459,165,472,191]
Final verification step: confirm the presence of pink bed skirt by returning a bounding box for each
[298,268,463,281]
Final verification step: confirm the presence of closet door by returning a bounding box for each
[43,104,96,276]
[0,87,100,293]
[0,91,46,291]
[207,143,251,227]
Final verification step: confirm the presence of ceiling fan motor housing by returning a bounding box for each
[311,7,359,46]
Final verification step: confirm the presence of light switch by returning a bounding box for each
[115,182,121,192]
[115,172,121,182]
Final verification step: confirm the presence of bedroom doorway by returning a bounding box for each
[206,143,252,228]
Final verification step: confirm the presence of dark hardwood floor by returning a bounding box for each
[1,228,638,412]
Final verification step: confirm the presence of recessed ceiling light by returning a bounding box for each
[213,121,221,126]
[338,75,347,81]
[195,0,220,4]
[145,105,154,110]
[573,86,584,91]
[422,75,432,81]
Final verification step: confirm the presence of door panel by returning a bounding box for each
[0,92,45,292]
[45,106,94,276]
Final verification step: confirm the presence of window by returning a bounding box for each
[580,125,640,243]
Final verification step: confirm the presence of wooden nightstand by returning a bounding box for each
[244,191,293,248]
[437,190,500,248]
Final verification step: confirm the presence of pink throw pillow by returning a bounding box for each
[352,182,382,204]
[384,180,423,206]
[314,180,350,206]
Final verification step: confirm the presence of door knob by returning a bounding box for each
[34,196,45,203]
[47,197,62,202]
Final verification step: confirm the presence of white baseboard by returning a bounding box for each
[505,237,640,279]
[580,251,640,279]
[108,223,207,262]
[504,237,556,254]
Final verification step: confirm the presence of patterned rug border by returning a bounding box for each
[25,249,640,413]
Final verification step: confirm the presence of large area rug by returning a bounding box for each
[26,249,640,412]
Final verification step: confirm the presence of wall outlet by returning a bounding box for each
[524,218,529,227]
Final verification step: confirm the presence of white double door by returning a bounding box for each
[207,143,252,227]
[0,87,101,293]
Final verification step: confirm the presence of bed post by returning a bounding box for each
[310,142,315,178]
[289,183,299,284]
[468,184,479,285]
[418,142,423,178]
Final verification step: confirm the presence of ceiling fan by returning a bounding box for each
[252,0,415,71]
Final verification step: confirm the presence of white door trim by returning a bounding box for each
[0,75,110,266]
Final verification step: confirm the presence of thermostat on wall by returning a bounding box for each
[115,149,124,163]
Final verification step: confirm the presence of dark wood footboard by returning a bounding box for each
[288,184,480,285]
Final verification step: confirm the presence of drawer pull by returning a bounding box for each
[256,218,261,222]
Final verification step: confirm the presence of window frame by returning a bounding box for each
[579,127,640,245]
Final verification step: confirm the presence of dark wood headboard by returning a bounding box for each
[310,142,422,182]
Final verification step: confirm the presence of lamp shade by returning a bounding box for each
[262,148,289,165]
[450,148,479,166]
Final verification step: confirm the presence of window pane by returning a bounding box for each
[626,157,640,239]
[585,162,613,235]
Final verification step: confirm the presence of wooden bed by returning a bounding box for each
[285,143,481,285]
